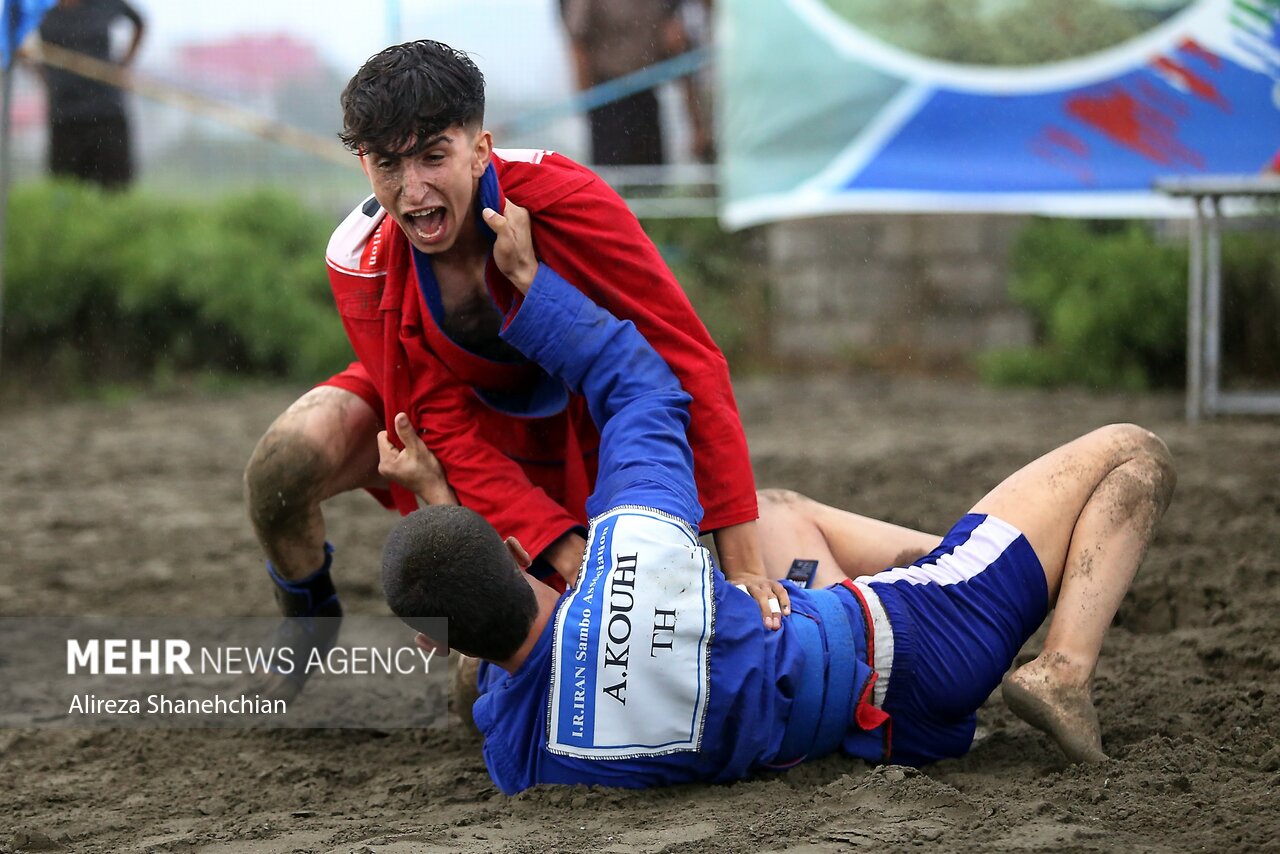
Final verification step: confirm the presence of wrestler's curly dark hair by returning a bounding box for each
[339,40,486,157]
[382,505,537,661]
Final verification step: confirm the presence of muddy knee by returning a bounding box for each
[244,426,329,541]
[1135,429,1176,511]
[1100,424,1177,512]
[245,388,381,542]
[1081,426,1178,537]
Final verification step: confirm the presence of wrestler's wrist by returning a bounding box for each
[509,261,538,294]
[541,529,587,582]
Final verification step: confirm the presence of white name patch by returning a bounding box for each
[546,506,713,759]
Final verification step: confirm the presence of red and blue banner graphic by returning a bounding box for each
[720,0,1280,225]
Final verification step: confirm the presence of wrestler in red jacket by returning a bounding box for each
[243,41,787,695]
[322,147,760,576]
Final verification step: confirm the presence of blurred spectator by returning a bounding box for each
[563,0,707,165]
[37,0,145,189]
[674,0,714,162]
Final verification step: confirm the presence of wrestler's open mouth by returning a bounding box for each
[407,207,447,242]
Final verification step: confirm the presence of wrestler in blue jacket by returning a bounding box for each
[379,201,1176,794]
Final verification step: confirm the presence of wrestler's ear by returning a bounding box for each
[505,536,532,570]
[414,631,449,657]
[471,128,493,178]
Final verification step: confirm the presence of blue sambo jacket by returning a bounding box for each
[472,264,890,793]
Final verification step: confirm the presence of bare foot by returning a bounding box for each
[1002,656,1108,764]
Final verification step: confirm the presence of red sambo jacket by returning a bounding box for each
[321,148,757,563]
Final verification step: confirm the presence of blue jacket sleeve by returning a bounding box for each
[500,264,704,528]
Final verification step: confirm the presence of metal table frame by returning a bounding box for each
[1155,175,1280,423]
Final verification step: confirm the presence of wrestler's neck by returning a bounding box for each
[428,192,489,272]
[494,578,562,674]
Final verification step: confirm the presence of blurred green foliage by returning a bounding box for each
[1215,228,1280,385]
[2,181,352,388]
[980,217,1280,390]
[0,184,767,392]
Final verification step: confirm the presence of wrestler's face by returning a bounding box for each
[361,124,492,256]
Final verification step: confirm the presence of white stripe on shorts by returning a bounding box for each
[869,515,1022,589]
[853,514,1024,708]
[851,580,894,707]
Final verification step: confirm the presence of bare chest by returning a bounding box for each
[432,262,521,361]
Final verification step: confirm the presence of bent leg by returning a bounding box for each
[756,489,941,588]
[970,424,1176,762]
[244,385,386,580]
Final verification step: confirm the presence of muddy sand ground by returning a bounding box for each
[1,375,1277,853]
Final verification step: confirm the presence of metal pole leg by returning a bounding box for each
[1186,196,1205,424]
[1205,196,1223,417]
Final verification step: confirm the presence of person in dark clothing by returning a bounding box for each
[37,0,145,189]
[562,0,693,166]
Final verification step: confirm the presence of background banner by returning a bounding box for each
[720,0,1280,226]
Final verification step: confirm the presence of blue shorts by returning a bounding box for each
[855,513,1048,765]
